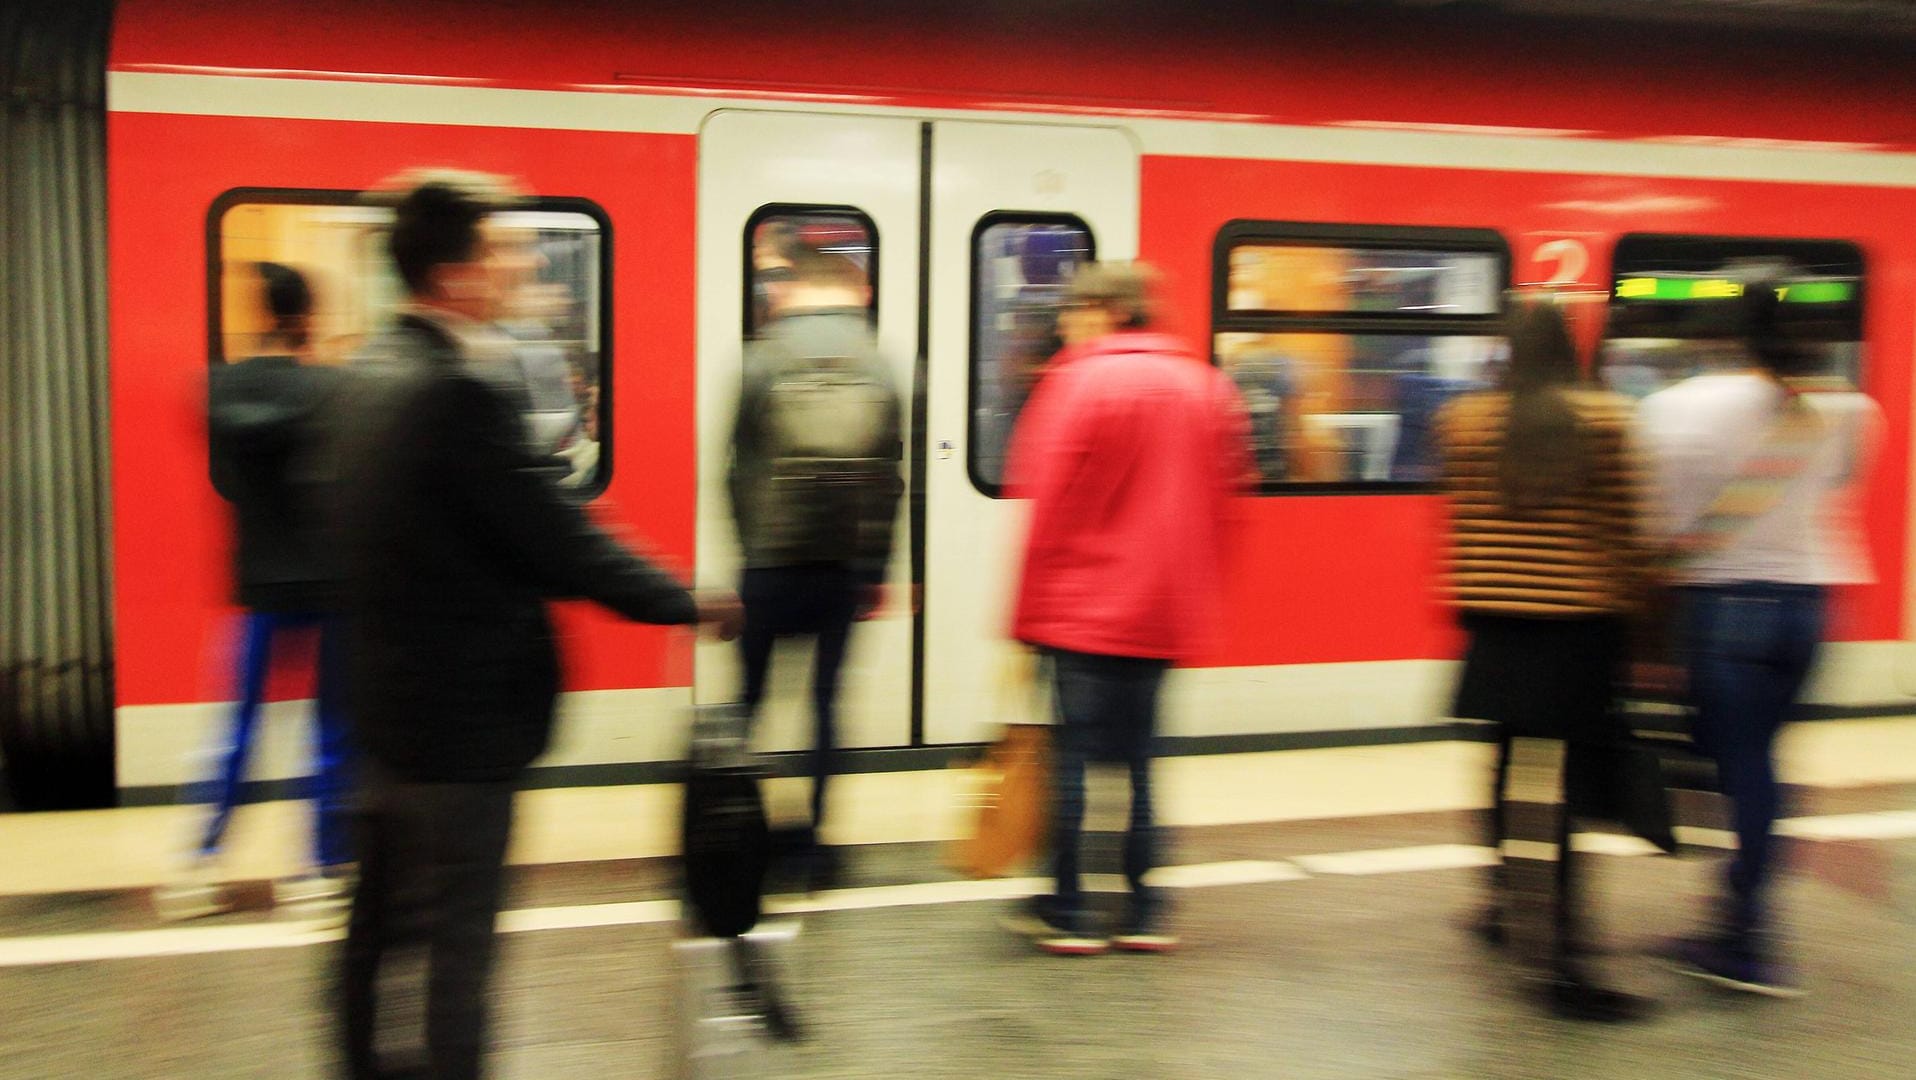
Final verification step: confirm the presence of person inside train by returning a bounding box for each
[159,260,353,923]
[1000,261,1252,955]
[1639,270,1881,998]
[726,238,904,891]
[327,168,741,1080]
[1435,298,1651,1022]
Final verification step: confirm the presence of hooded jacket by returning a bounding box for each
[1007,332,1252,662]
[207,354,338,611]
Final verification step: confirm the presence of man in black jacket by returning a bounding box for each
[329,170,739,1080]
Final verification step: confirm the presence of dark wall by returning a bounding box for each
[1,1,117,810]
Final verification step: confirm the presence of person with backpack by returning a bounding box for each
[726,240,904,890]
[1640,272,1880,998]
[157,261,351,922]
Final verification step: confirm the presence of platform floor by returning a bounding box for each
[2,746,1913,1079]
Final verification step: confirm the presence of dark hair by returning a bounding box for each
[255,260,312,339]
[1735,269,1819,377]
[382,171,517,295]
[1498,300,1589,510]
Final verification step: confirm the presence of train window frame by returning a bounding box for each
[1211,220,1511,496]
[966,211,1096,499]
[1602,232,1867,396]
[741,202,880,339]
[204,186,616,500]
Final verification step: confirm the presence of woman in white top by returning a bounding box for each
[1638,274,1880,998]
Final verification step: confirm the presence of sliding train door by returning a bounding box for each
[694,111,921,751]
[695,110,1138,752]
[919,121,1138,744]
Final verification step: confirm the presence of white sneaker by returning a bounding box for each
[275,869,354,928]
[154,858,229,922]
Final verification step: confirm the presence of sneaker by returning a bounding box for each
[1665,936,1805,999]
[275,869,354,928]
[1111,901,1179,953]
[1000,897,1107,956]
[1110,927,1180,953]
[154,856,229,922]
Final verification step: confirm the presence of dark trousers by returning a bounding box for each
[1683,583,1826,951]
[1486,735,1579,961]
[340,761,516,1080]
[1046,648,1169,925]
[738,564,860,834]
[199,611,353,868]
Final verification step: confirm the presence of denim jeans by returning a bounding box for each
[197,611,353,869]
[1682,583,1826,949]
[1045,648,1169,928]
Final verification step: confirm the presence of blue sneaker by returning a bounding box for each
[1665,936,1805,999]
[1001,896,1107,956]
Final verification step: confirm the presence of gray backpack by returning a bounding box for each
[758,356,893,564]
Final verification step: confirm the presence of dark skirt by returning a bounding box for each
[1453,613,1626,746]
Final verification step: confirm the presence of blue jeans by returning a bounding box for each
[197,611,353,869]
[1682,583,1826,949]
[1045,648,1169,928]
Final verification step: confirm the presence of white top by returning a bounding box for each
[1638,372,1880,586]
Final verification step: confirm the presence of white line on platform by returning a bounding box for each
[2,805,1908,968]
[1292,844,1497,876]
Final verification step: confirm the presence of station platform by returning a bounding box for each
[2,727,1913,1079]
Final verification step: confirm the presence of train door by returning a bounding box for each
[694,110,1138,753]
[695,111,921,753]
[920,121,1138,744]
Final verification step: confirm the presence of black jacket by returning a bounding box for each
[208,355,338,612]
[328,315,697,782]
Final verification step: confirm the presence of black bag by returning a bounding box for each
[681,704,771,938]
[1570,735,1679,855]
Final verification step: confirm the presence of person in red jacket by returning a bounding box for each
[1001,261,1252,955]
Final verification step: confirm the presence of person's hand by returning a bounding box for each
[855,584,884,621]
[696,592,744,642]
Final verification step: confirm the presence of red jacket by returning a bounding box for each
[1007,332,1252,662]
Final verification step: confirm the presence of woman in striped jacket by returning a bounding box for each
[1436,299,1650,1023]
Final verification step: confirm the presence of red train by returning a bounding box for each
[101,0,1916,801]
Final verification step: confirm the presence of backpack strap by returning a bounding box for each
[1670,378,1827,560]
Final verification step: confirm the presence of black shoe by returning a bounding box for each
[1473,905,1507,948]
[805,845,843,894]
[1544,974,1652,1023]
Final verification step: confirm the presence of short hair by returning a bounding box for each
[788,241,868,291]
[256,261,312,324]
[372,169,521,295]
[1065,261,1159,329]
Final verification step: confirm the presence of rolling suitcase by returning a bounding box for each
[674,704,802,1079]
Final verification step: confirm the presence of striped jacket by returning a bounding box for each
[1435,388,1647,617]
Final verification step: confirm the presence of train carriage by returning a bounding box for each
[92,0,1916,806]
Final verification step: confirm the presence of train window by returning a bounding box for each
[968,213,1095,496]
[1600,234,1866,400]
[1227,245,1501,316]
[744,205,877,337]
[209,190,613,495]
[1213,222,1509,490]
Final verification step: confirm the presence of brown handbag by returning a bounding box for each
[950,723,1052,879]
[949,647,1052,879]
